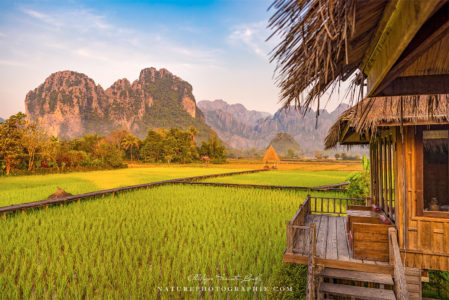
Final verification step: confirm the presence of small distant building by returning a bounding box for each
[263,145,280,168]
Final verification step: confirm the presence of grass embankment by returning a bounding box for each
[224,159,363,171]
[204,170,351,187]
[0,167,244,207]
[0,185,343,299]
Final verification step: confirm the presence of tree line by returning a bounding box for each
[0,113,225,175]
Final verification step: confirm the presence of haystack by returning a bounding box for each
[47,187,73,200]
[263,145,280,163]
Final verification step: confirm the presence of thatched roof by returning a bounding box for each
[268,0,388,110]
[268,0,449,113]
[325,94,449,149]
[263,145,281,162]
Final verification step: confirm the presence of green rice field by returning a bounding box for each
[0,185,341,299]
[0,167,244,207]
[203,170,350,187]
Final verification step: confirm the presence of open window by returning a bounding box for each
[417,127,449,218]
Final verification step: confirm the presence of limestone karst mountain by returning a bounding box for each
[25,68,214,140]
[197,99,351,153]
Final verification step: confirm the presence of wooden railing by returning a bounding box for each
[286,196,312,254]
[389,228,409,300]
[309,196,368,215]
[306,223,317,300]
[286,196,317,299]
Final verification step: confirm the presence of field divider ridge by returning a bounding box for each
[0,168,348,218]
[0,169,269,217]
[172,181,348,192]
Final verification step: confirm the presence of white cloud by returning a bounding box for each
[0,59,27,67]
[0,6,228,117]
[228,21,275,59]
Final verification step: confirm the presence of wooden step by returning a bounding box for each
[320,283,396,300]
[320,268,394,285]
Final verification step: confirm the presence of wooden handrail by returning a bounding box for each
[286,196,312,254]
[309,196,368,215]
[289,196,311,225]
[389,227,409,300]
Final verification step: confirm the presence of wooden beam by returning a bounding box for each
[361,0,443,96]
[378,75,449,96]
[374,2,449,95]
[282,253,394,274]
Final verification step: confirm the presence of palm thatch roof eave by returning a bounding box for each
[268,0,390,111]
[325,94,449,149]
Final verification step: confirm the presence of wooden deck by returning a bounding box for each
[283,214,392,274]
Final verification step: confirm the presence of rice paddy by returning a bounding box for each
[0,185,342,299]
[0,166,243,207]
[203,170,351,187]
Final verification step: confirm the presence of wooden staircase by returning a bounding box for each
[317,268,396,300]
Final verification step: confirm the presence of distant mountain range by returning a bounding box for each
[0,117,4,123]
[268,132,303,156]
[198,99,350,153]
[22,67,359,154]
[25,68,214,141]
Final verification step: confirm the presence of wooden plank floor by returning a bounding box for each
[293,214,389,265]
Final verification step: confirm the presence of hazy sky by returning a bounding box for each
[0,0,349,119]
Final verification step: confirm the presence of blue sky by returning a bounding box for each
[0,0,346,119]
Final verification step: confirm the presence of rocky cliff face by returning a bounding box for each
[25,68,210,140]
[197,99,355,153]
[198,99,270,126]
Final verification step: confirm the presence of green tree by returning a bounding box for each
[163,136,177,164]
[346,171,370,198]
[108,128,131,150]
[76,134,102,154]
[95,140,124,168]
[188,126,199,145]
[286,148,296,158]
[140,130,163,162]
[200,135,225,161]
[21,120,49,171]
[121,134,140,161]
[0,113,26,174]
[362,155,370,171]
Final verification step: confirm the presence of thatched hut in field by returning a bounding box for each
[269,0,449,298]
[263,145,280,168]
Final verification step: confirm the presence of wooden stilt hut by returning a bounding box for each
[263,145,280,169]
[268,0,449,298]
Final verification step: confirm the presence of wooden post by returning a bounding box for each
[306,223,317,300]
[21,209,25,216]
[389,227,394,265]
[378,139,384,209]
[286,222,293,254]
[45,205,48,211]
[1,212,5,220]
[388,136,393,219]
